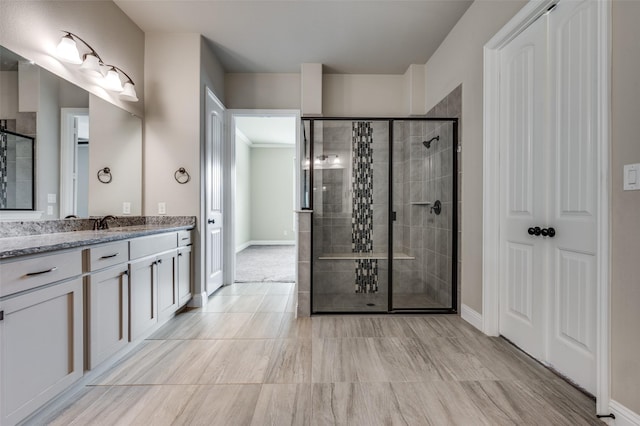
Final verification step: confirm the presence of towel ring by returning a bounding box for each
[97,167,112,184]
[174,167,191,184]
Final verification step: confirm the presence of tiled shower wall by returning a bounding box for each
[426,85,462,311]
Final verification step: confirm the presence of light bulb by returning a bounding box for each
[56,34,82,64]
[120,81,138,102]
[101,67,123,92]
[80,53,102,77]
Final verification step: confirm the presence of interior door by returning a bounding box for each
[547,0,598,394]
[205,88,225,295]
[498,14,548,361]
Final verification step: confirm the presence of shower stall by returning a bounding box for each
[301,118,458,313]
[0,121,35,210]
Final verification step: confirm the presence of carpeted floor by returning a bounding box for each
[235,245,296,282]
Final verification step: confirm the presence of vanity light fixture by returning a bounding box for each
[55,31,138,102]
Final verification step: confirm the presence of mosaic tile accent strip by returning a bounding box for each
[0,121,8,209]
[352,121,378,293]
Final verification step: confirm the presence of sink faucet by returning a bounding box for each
[94,215,116,230]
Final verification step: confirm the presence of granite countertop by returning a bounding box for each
[0,221,195,260]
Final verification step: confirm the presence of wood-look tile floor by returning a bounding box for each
[40,282,602,425]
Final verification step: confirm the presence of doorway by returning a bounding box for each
[60,108,89,218]
[229,111,300,284]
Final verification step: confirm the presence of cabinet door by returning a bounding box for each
[86,266,129,370]
[177,245,192,307]
[128,257,157,341]
[0,279,83,426]
[157,251,178,319]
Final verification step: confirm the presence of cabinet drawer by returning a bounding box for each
[86,241,129,272]
[129,233,177,260]
[178,230,192,246]
[0,250,82,298]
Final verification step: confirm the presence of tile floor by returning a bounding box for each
[40,282,602,425]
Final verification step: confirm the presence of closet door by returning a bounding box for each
[498,14,548,361]
[547,0,598,394]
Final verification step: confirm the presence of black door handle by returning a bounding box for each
[208,218,215,224]
[528,226,556,237]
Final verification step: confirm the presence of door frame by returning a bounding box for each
[224,109,301,284]
[482,0,611,414]
[59,108,89,218]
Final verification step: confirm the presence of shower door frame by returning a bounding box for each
[304,117,459,314]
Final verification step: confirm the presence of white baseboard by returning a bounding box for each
[188,291,208,308]
[235,241,252,253]
[608,400,640,426]
[461,304,483,331]
[247,240,295,246]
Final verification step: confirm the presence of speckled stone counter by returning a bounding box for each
[0,216,196,259]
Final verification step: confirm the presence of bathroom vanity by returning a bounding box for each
[0,218,194,426]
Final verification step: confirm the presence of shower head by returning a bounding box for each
[423,135,439,149]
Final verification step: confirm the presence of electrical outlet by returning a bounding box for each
[47,193,56,203]
[47,205,53,215]
[284,230,288,236]
[123,202,131,214]
[158,202,166,215]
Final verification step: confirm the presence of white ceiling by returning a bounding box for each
[114,0,473,74]
[235,116,297,146]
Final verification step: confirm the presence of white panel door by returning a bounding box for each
[547,0,598,394]
[498,15,548,360]
[205,89,225,296]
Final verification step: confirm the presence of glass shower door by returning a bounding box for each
[311,120,390,313]
[391,120,457,311]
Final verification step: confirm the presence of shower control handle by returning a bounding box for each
[430,200,442,215]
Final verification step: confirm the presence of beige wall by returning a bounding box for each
[611,0,640,413]
[144,33,200,217]
[0,72,18,119]
[89,94,142,217]
[323,74,408,117]
[424,0,527,313]
[235,133,251,250]
[225,73,300,110]
[250,147,295,242]
[0,0,144,117]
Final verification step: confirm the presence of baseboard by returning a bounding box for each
[247,240,295,246]
[461,303,483,331]
[608,400,640,426]
[235,241,252,253]
[188,291,208,308]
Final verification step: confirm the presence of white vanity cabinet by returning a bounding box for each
[0,250,83,426]
[84,241,130,370]
[177,230,193,307]
[128,233,177,341]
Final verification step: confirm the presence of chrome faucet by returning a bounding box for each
[94,215,116,230]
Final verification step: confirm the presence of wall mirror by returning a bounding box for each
[0,45,142,220]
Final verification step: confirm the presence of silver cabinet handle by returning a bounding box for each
[25,267,58,277]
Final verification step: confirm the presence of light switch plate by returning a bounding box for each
[624,163,640,191]
[47,193,56,203]
[122,202,131,214]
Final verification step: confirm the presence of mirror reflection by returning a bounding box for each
[0,45,142,219]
